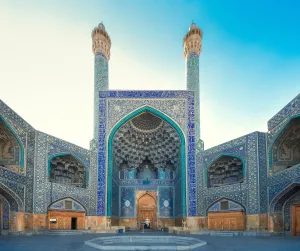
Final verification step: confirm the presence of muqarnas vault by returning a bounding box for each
[0,22,300,235]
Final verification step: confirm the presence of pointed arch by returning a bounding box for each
[270,182,300,213]
[0,183,24,212]
[269,114,300,172]
[107,105,187,217]
[137,192,157,203]
[0,116,25,169]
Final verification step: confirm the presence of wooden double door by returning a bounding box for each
[208,211,245,231]
[292,205,300,236]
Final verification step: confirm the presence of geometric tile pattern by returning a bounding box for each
[0,59,299,236]
[0,194,10,230]
[207,199,243,212]
[120,187,135,218]
[34,132,97,216]
[0,100,35,213]
[49,198,86,212]
[197,131,269,216]
[186,52,200,141]
[158,186,174,217]
[268,93,300,131]
[97,91,196,216]
[94,53,108,144]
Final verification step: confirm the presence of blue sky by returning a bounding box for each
[0,0,299,149]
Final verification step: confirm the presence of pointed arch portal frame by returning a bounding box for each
[96,91,196,217]
[107,106,186,216]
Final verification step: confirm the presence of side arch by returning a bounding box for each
[0,183,24,212]
[0,116,25,168]
[107,105,187,217]
[269,114,300,170]
[269,182,300,213]
[204,154,246,187]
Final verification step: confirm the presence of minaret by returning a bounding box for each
[183,22,204,151]
[91,23,111,142]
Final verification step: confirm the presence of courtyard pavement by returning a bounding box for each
[0,231,299,251]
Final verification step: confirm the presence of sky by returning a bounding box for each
[0,0,299,150]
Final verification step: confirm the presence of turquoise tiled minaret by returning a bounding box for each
[91,23,111,142]
[184,22,204,151]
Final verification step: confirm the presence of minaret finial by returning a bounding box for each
[91,22,111,59]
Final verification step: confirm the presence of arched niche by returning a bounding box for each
[207,155,244,188]
[48,154,87,188]
[0,183,24,233]
[271,116,300,173]
[269,183,300,235]
[0,183,24,212]
[0,117,24,174]
[107,106,186,217]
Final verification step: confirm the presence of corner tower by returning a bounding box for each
[92,22,111,141]
[183,22,204,150]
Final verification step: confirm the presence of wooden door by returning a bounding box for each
[292,205,300,236]
[137,193,157,229]
[208,211,245,231]
[139,209,154,227]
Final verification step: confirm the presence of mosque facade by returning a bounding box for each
[0,22,299,235]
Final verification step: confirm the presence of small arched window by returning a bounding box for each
[207,155,243,188]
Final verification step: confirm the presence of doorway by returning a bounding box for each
[292,205,300,236]
[71,218,77,230]
[136,191,157,229]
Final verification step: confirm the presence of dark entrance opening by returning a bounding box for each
[71,218,77,230]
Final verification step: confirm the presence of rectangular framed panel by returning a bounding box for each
[208,211,245,231]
